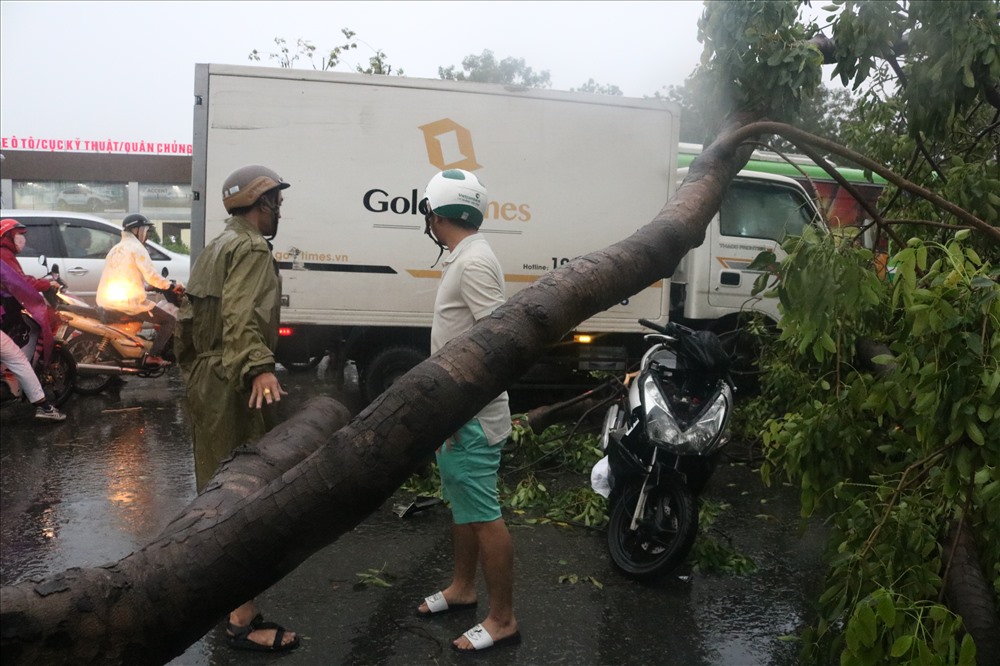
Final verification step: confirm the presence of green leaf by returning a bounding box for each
[748,250,778,271]
[856,603,877,647]
[962,65,975,88]
[890,634,913,657]
[917,639,934,664]
[966,421,985,446]
[958,633,977,665]
[876,592,896,627]
[956,446,973,477]
[985,368,1000,397]
[846,617,861,652]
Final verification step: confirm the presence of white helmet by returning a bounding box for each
[422,169,488,229]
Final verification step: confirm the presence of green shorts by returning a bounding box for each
[436,419,503,525]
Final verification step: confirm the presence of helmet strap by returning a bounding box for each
[424,215,447,268]
[258,196,280,242]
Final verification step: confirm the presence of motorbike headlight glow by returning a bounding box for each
[642,376,732,455]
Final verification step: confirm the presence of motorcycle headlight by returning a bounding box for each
[642,376,732,455]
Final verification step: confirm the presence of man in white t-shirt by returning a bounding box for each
[414,169,520,654]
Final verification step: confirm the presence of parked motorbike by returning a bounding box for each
[52,273,184,395]
[592,318,734,580]
[0,272,76,409]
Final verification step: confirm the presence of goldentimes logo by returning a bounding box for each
[361,118,531,222]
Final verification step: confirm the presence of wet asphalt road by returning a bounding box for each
[1,363,827,666]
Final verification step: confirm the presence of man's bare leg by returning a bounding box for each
[453,518,517,650]
[417,523,479,612]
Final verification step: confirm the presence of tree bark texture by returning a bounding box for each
[944,522,1000,666]
[0,125,761,665]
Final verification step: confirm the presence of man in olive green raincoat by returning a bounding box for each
[175,164,299,653]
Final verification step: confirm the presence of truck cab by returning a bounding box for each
[670,168,822,329]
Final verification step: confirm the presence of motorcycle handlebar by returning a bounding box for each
[638,319,695,337]
[149,281,186,306]
[638,318,667,334]
[45,264,66,285]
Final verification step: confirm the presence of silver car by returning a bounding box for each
[53,185,115,212]
[3,210,190,301]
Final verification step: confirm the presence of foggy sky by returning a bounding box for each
[0,1,709,146]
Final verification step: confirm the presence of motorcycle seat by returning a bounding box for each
[62,302,101,318]
[99,308,138,324]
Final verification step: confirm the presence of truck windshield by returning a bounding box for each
[720,181,814,242]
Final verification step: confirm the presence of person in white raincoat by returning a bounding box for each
[96,214,184,366]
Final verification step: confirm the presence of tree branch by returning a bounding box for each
[882,219,976,231]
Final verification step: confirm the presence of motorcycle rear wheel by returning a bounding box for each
[67,335,116,395]
[607,479,698,580]
[40,345,76,407]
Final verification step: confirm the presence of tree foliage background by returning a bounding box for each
[687,1,999,664]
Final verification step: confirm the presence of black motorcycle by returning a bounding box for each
[593,319,733,580]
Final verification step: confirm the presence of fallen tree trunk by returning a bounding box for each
[944,521,1000,666]
[0,124,760,665]
[159,396,354,533]
[1,397,353,666]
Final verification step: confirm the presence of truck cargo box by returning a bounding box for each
[192,64,679,401]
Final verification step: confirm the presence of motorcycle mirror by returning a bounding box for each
[161,266,169,277]
[50,264,60,275]
[38,254,47,267]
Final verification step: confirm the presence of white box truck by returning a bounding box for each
[191,64,831,402]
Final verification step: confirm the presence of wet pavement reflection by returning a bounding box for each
[1,364,826,665]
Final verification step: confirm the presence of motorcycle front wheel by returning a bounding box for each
[67,334,116,395]
[607,478,698,580]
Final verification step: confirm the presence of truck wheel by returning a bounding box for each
[361,346,427,403]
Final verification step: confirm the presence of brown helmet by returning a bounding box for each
[221,165,290,213]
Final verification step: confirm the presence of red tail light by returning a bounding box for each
[278,326,294,337]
